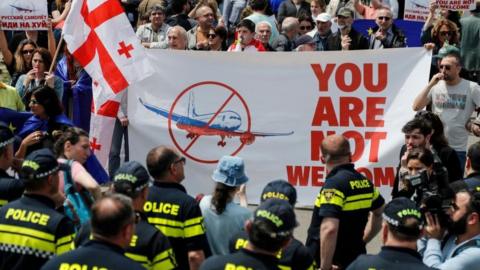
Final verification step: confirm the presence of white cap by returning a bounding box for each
[316,13,332,22]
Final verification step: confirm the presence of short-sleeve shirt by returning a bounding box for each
[427,79,480,151]
[41,240,145,270]
[306,163,384,267]
[0,169,24,207]
[0,194,75,270]
[144,181,211,270]
[200,248,280,270]
[75,215,177,270]
[229,231,316,270]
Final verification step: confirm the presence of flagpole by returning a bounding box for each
[48,37,64,74]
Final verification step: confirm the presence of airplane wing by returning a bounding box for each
[139,98,183,122]
[228,130,294,137]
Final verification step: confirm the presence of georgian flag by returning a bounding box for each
[63,0,154,97]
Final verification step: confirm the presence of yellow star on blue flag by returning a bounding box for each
[8,122,16,133]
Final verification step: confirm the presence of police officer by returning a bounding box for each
[347,198,435,270]
[229,180,315,270]
[41,193,145,270]
[0,122,24,206]
[201,199,296,269]
[306,134,385,269]
[75,161,177,270]
[145,145,211,270]
[0,148,75,269]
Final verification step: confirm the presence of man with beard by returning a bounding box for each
[413,52,480,170]
[330,7,368,50]
[422,190,480,269]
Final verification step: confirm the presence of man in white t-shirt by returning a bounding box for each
[413,52,480,169]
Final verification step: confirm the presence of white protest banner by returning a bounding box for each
[0,0,48,30]
[437,0,476,10]
[128,48,431,207]
[404,0,430,21]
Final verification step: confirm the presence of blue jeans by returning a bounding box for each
[222,0,246,30]
[456,150,466,177]
[108,118,129,176]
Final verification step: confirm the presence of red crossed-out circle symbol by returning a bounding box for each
[168,81,251,164]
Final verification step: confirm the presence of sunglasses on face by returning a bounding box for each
[29,99,39,105]
[22,49,34,55]
[439,64,452,70]
[439,31,453,36]
[378,16,391,21]
[300,25,312,30]
[207,33,216,38]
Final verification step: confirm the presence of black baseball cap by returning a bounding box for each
[0,122,14,149]
[113,161,150,193]
[260,180,297,206]
[254,199,297,238]
[383,197,423,236]
[21,148,59,180]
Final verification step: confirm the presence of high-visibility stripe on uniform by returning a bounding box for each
[315,189,345,208]
[152,248,176,270]
[184,217,205,238]
[0,199,8,206]
[373,188,380,200]
[343,192,374,211]
[125,252,149,268]
[278,265,292,270]
[0,224,54,241]
[0,232,55,255]
[55,233,75,254]
[148,217,205,239]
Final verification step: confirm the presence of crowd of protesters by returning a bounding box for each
[1,0,480,269]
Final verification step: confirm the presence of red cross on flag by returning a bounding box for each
[63,0,154,97]
[89,96,121,168]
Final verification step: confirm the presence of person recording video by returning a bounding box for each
[397,148,450,207]
[421,189,480,269]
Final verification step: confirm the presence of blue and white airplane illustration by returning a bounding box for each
[139,93,293,147]
[9,4,34,13]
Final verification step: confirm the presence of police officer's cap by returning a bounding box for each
[20,148,59,180]
[113,161,150,193]
[254,199,297,238]
[0,122,14,149]
[383,197,424,236]
[260,180,297,206]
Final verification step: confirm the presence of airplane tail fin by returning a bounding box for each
[187,92,198,118]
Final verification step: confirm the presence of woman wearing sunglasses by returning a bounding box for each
[423,19,460,78]
[15,48,64,108]
[0,20,56,86]
[298,15,314,35]
[208,25,228,51]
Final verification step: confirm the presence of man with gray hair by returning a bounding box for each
[168,26,188,50]
[136,4,170,49]
[272,17,299,51]
[255,21,275,51]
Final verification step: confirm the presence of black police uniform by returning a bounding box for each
[200,248,280,270]
[306,163,385,268]
[0,169,24,207]
[75,212,177,270]
[229,231,315,270]
[144,181,211,270]
[41,240,145,270]
[463,172,480,192]
[346,246,436,270]
[0,194,75,270]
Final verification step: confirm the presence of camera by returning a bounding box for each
[405,161,452,227]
